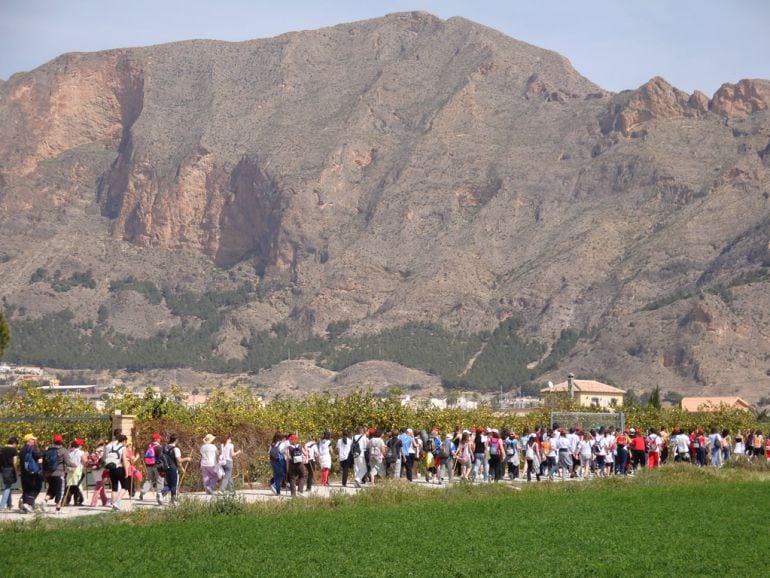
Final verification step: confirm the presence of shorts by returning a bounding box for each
[109,467,127,491]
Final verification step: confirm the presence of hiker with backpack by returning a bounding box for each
[472,427,488,482]
[19,433,43,513]
[87,440,109,507]
[385,430,403,479]
[487,429,504,482]
[42,434,75,513]
[456,431,472,480]
[140,433,163,502]
[504,431,520,481]
[285,434,307,497]
[268,433,287,496]
[103,432,128,510]
[424,428,440,483]
[159,434,190,504]
[439,433,456,484]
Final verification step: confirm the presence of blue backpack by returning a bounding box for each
[24,450,40,474]
[42,447,60,474]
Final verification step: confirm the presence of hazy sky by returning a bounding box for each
[1,0,768,94]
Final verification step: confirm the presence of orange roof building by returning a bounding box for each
[541,375,626,408]
[680,396,752,412]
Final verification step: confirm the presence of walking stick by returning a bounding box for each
[178,448,195,494]
[237,453,253,490]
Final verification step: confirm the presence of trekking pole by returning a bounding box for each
[178,448,195,494]
[237,453,253,490]
[61,483,72,509]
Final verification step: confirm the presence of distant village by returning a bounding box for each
[0,363,753,415]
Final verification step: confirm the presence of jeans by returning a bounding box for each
[340,459,352,486]
[473,453,488,481]
[2,479,13,509]
[220,462,234,492]
[161,468,179,499]
[615,447,628,475]
[711,448,721,467]
[270,459,285,495]
[404,455,415,481]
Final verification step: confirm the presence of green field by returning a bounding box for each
[1,467,768,577]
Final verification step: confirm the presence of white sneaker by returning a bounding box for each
[111,503,121,511]
[22,504,33,514]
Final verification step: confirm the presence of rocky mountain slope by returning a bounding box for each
[1,12,769,399]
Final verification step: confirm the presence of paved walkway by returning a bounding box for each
[0,474,586,522]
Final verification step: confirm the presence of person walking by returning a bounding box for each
[577,432,593,478]
[19,433,43,513]
[285,434,306,497]
[525,435,541,482]
[103,432,128,511]
[368,429,386,486]
[1,436,19,512]
[140,433,163,502]
[487,430,504,482]
[385,430,403,479]
[64,438,86,506]
[439,433,456,484]
[708,427,723,468]
[337,430,353,487]
[472,427,487,482]
[304,436,319,491]
[268,433,286,496]
[351,427,369,489]
[200,434,219,494]
[318,431,333,487]
[160,434,190,505]
[42,434,73,514]
[218,434,241,493]
[504,432,520,481]
[88,440,109,507]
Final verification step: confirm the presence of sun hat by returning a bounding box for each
[203,434,215,444]
[22,433,37,442]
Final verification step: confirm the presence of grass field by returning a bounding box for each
[1,466,768,577]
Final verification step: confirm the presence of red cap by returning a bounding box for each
[288,434,299,442]
[477,427,485,433]
[74,438,84,447]
[151,433,161,440]
[624,430,629,434]
[53,434,63,444]
[368,428,376,434]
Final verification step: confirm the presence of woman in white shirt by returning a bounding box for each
[218,435,240,493]
[319,431,333,487]
[199,434,218,494]
[336,430,353,487]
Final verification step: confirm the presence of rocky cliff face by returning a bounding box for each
[1,12,769,398]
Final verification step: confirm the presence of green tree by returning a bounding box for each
[0,310,9,359]
[648,385,661,409]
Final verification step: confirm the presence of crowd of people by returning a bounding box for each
[264,424,770,495]
[2,424,769,512]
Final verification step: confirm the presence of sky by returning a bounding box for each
[1,0,769,95]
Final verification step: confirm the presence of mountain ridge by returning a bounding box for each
[1,12,769,399]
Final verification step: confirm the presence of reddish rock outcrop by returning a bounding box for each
[710,79,770,117]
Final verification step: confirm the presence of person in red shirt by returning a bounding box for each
[629,429,646,472]
[694,428,707,466]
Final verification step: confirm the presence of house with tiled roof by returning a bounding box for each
[680,396,752,412]
[540,374,626,408]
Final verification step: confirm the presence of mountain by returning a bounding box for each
[1,12,769,399]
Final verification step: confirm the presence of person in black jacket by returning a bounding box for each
[19,433,43,513]
[1,436,19,511]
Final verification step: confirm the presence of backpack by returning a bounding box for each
[424,437,435,453]
[713,436,722,450]
[289,444,303,465]
[370,440,382,461]
[144,444,157,466]
[489,439,500,456]
[440,439,451,459]
[592,441,603,455]
[505,440,516,457]
[385,440,400,463]
[87,450,103,470]
[269,443,281,462]
[351,436,362,459]
[155,445,176,473]
[42,447,60,474]
[24,449,40,475]
[103,443,124,471]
